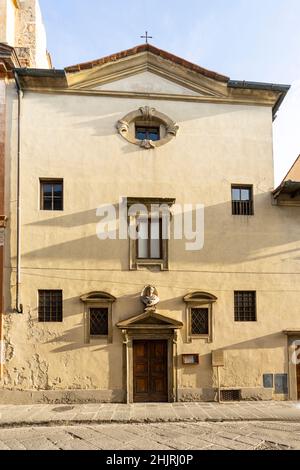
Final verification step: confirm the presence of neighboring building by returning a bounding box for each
[2,43,300,404]
[0,0,50,382]
[0,0,51,68]
[0,43,20,382]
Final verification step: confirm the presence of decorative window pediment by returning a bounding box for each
[80,291,116,303]
[116,106,179,149]
[184,292,217,304]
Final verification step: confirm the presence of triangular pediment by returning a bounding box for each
[87,71,202,96]
[117,310,183,329]
[66,46,228,98]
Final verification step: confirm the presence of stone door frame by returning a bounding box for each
[121,329,178,404]
[285,331,300,400]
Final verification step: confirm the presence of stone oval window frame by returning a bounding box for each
[116,106,179,149]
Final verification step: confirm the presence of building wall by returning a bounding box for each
[3,78,300,402]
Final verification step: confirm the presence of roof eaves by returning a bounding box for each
[65,44,230,83]
[229,80,290,119]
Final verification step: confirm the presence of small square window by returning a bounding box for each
[40,179,63,211]
[232,185,253,215]
[234,291,256,322]
[38,290,63,322]
[90,308,109,336]
[135,126,160,141]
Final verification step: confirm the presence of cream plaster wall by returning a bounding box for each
[3,74,300,401]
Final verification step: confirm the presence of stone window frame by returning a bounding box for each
[80,292,116,344]
[116,106,179,149]
[127,197,176,271]
[183,292,218,343]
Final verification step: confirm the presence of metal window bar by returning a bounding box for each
[90,308,108,336]
[232,199,253,216]
[191,308,209,335]
[38,290,63,322]
[234,291,256,321]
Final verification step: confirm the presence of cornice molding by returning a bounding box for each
[22,86,279,109]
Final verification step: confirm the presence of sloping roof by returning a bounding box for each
[65,43,230,82]
[13,43,290,118]
[273,155,300,199]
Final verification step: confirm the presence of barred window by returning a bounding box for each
[38,290,63,322]
[191,308,209,335]
[234,291,257,322]
[40,179,63,211]
[90,308,108,336]
[232,185,253,216]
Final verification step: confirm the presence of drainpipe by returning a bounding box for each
[14,71,23,314]
[0,80,6,379]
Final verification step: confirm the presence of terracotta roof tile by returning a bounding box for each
[65,43,229,82]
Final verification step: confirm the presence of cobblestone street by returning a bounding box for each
[0,421,299,450]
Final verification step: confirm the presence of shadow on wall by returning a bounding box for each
[21,192,300,267]
[180,331,287,390]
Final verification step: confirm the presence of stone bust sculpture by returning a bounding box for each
[141,285,160,309]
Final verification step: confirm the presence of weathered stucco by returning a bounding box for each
[2,68,299,403]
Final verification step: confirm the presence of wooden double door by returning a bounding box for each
[133,340,168,402]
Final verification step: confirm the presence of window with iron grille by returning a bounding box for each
[38,290,63,322]
[191,308,209,335]
[232,185,253,216]
[40,179,63,211]
[234,291,257,322]
[90,308,109,336]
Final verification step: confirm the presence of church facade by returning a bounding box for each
[1,42,300,404]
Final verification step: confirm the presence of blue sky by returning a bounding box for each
[39,0,300,184]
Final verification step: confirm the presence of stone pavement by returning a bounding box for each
[0,401,300,427]
[0,421,299,450]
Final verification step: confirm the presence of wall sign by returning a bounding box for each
[212,350,225,367]
[182,354,199,365]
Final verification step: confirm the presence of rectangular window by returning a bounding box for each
[191,308,209,335]
[40,179,63,211]
[89,308,108,336]
[234,291,257,322]
[232,185,253,215]
[137,218,162,260]
[135,126,160,141]
[38,290,63,322]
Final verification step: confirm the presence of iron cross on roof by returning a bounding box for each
[140,31,153,44]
